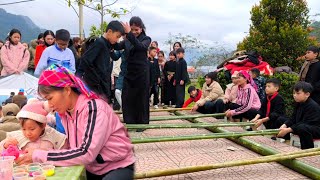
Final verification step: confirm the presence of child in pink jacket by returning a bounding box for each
[226,70,261,122]
[16,64,134,180]
[0,29,30,76]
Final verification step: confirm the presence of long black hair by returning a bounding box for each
[129,16,146,35]
[43,30,55,47]
[8,28,21,46]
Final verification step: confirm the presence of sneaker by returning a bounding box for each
[154,105,159,109]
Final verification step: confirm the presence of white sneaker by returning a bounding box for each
[154,105,159,109]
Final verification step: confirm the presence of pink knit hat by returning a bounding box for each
[16,102,50,123]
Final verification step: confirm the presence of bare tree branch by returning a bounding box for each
[103,0,118,8]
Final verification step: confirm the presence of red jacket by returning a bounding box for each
[182,89,202,108]
[34,45,47,68]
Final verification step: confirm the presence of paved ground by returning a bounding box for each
[128,111,319,180]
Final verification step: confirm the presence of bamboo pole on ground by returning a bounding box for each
[131,130,279,144]
[134,147,320,179]
[125,122,255,129]
[120,113,226,121]
[174,111,320,179]
[115,107,192,114]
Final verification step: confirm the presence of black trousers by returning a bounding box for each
[122,80,150,124]
[164,78,176,105]
[86,164,134,180]
[197,99,225,114]
[150,84,159,106]
[228,103,259,121]
[264,116,287,129]
[279,120,320,149]
[175,84,185,108]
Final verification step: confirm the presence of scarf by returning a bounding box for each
[299,59,319,81]
[38,64,98,99]
[238,70,258,91]
[266,92,278,117]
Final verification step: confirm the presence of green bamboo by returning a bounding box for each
[131,130,279,144]
[120,113,226,121]
[115,107,192,114]
[134,148,320,179]
[126,122,255,129]
[174,111,320,179]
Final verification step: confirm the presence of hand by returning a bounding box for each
[173,81,176,86]
[180,80,184,85]
[4,138,18,149]
[158,78,161,85]
[225,109,233,117]
[277,128,292,138]
[121,22,131,34]
[250,118,258,123]
[223,98,229,104]
[279,124,287,129]
[254,119,263,128]
[15,148,35,165]
[191,104,199,112]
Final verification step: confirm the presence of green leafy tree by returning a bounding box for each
[237,0,317,72]
[89,21,108,37]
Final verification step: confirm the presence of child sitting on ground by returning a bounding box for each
[0,102,66,151]
[251,78,286,130]
[192,72,225,114]
[277,81,320,149]
[225,70,261,122]
[250,68,266,102]
[182,86,202,108]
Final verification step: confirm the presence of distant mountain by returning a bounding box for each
[0,8,44,43]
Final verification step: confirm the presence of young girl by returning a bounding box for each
[173,42,182,52]
[16,64,134,180]
[34,30,55,68]
[114,17,151,127]
[163,51,177,105]
[158,51,166,104]
[0,102,66,151]
[0,29,30,76]
[225,70,261,121]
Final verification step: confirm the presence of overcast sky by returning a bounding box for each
[2,0,320,50]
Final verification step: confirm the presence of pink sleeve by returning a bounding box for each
[231,88,254,116]
[18,49,30,72]
[0,47,17,72]
[33,102,112,166]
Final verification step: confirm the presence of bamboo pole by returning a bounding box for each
[125,122,255,129]
[174,111,320,179]
[149,113,226,121]
[135,147,320,179]
[131,130,279,144]
[120,113,226,121]
[115,107,192,114]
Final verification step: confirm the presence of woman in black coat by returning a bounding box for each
[115,17,151,128]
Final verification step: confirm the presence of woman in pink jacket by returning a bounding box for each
[0,29,30,76]
[225,70,261,122]
[16,64,135,180]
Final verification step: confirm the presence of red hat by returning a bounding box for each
[16,102,49,123]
